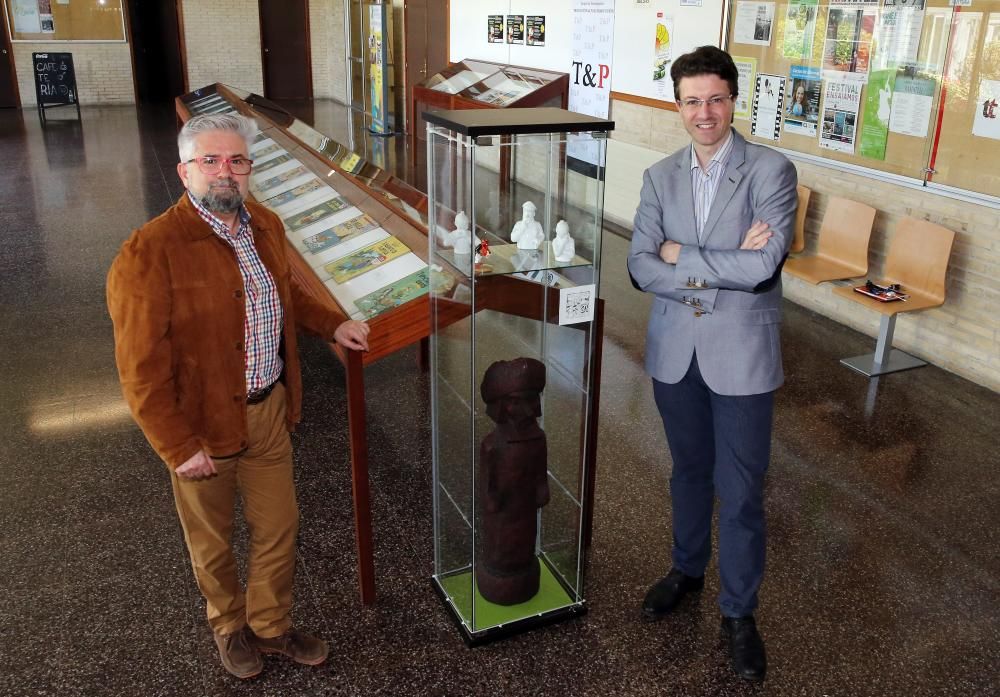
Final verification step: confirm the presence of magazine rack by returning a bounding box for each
[425,107,613,644]
[176,84,441,606]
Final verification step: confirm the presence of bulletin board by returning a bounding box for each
[5,0,126,42]
[725,0,1000,201]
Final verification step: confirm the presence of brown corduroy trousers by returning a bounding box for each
[170,382,298,639]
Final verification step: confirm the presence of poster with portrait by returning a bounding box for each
[506,15,525,44]
[488,15,504,43]
[734,2,775,46]
[783,66,821,136]
[526,15,545,46]
[751,73,786,140]
[820,76,862,153]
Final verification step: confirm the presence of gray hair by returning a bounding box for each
[177,113,258,162]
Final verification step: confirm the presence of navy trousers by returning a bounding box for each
[652,355,774,618]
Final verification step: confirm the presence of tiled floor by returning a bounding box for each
[1,103,997,697]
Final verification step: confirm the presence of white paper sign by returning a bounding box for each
[559,284,596,325]
[972,79,1000,140]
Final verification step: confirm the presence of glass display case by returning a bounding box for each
[425,108,614,644]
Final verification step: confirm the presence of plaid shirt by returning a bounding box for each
[188,192,284,395]
[691,129,735,243]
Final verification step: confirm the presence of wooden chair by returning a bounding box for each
[783,196,876,283]
[834,217,955,377]
[789,184,811,254]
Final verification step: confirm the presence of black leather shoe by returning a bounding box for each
[720,616,767,682]
[641,568,704,620]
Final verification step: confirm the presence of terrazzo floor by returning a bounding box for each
[0,103,997,697]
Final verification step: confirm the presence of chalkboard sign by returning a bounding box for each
[32,52,81,123]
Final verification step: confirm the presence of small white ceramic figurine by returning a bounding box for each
[551,220,575,262]
[449,210,480,255]
[510,201,544,250]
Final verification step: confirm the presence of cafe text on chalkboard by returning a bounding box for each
[32,52,81,123]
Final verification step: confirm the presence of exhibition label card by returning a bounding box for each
[354,268,431,319]
[559,284,597,326]
[283,197,350,233]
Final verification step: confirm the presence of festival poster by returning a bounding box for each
[820,76,863,153]
[732,57,757,120]
[507,15,525,44]
[488,15,504,43]
[325,237,412,284]
[526,16,545,46]
[733,2,775,46]
[354,268,431,319]
[823,7,876,80]
[283,197,351,233]
[782,2,817,59]
[888,73,934,137]
[784,66,821,136]
[873,2,925,70]
[972,79,1000,141]
[751,73,786,140]
[859,68,896,160]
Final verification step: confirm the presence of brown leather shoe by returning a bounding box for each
[213,626,263,679]
[255,629,328,666]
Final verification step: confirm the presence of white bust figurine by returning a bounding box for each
[449,210,479,255]
[551,220,575,262]
[510,201,544,250]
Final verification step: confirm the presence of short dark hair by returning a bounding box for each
[670,46,739,101]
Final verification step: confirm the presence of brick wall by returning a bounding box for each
[310,0,348,102]
[14,43,135,106]
[180,0,263,94]
[607,98,1000,393]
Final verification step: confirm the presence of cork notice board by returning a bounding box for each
[6,0,126,42]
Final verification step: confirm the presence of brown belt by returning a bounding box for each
[246,381,277,405]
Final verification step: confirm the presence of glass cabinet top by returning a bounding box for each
[419,59,567,103]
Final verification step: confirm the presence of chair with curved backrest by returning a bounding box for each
[834,216,955,377]
[783,195,876,283]
[789,184,811,254]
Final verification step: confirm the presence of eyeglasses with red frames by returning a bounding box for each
[184,156,254,175]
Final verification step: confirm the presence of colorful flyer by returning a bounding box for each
[303,214,379,254]
[820,76,862,153]
[859,68,895,160]
[354,268,431,319]
[283,197,350,233]
[823,7,876,80]
[325,237,411,284]
[732,57,757,120]
[782,2,818,59]
[251,153,293,175]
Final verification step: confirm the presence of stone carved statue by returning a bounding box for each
[510,201,544,250]
[551,220,575,262]
[477,357,550,605]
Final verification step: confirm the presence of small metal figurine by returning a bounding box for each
[476,358,550,605]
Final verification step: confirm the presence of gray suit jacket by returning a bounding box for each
[627,129,798,396]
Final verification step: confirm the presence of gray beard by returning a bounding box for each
[199,185,244,215]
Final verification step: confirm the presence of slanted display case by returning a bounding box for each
[424,108,614,644]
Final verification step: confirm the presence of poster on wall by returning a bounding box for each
[820,76,862,153]
[568,0,615,175]
[782,2,817,59]
[732,57,757,120]
[488,15,504,43]
[972,79,1000,140]
[888,72,934,137]
[733,2,775,46]
[859,68,896,159]
[823,6,876,80]
[784,65,821,136]
[507,15,525,44]
[751,73,786,140]
[368,4,390,135]
[12,0,41,33]
[527,16,545,46]
[652,10,673,100]
[873,2,925,70]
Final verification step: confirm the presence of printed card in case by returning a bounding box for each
[283,197,350,233]
[354,268,430,318]
[302,213,379,254]
[325,237,411,284]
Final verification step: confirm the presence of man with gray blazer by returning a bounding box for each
[627,46,797,683]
